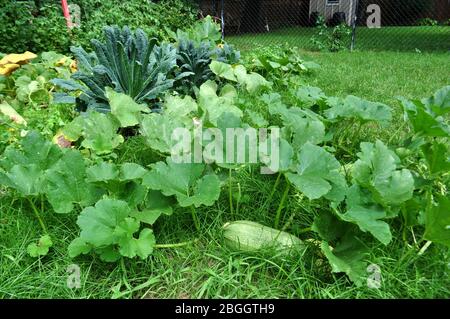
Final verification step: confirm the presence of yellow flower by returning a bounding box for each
[70,60,77,73]
[217,43,224,49]
[55,57,68,66]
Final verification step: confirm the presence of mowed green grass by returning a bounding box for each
[1,161,449,298]
[0,33,449,299]
[228,26,450,52]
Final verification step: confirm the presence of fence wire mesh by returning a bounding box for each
[198,0,450,52]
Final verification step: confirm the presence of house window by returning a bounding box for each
[327,0,340,5]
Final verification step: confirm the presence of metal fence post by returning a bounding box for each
[221,0,225,41]
[351,0,360,51]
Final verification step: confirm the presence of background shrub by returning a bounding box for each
[71,0,199,50]
[0,0,70,53]
[0,0,199,54]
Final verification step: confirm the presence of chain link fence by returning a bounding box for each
[198,0,450,52]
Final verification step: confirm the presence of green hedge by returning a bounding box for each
[0,0,199,54]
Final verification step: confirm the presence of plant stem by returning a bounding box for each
[266,172,281,205]
[190,205,200,232]
[281,194,304,231]
[236,183,241,217]
[337,120,354,145]
[388,121,407,145]
[418,241,432,256]
[274,178,290,229]
[259,172,282,214]
[228,168,234,216]
[120,258,132,291]
[27,198,47,234]
[154,238,200,249]
[297,227,312,234]
[353,122,363,141]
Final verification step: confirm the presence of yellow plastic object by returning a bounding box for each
[0,51,37,76]
[0,51,37,65]
[0,63,20,76]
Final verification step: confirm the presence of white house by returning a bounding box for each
[309,0,358,25]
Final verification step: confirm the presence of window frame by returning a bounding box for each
[326,0,340,5]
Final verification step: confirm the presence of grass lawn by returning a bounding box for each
[302,50,450,107]
[0,28,449,299]
[228,26,450,52]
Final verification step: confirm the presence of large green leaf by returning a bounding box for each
[352,140,414,206]
[210,61,237,82]
[80,112,124,154]
[424,195,450,248]
[313,211,367,286]
[210,62,270,94]
[259,137,294,174]
[86,162,147,184]
[117,228,156,259]
[86,162,147,207]
[321,238,367,287]
[269,103,325,150]
[286,143,347,201]
[198,80,242,126]
[46,150,102,214]
[202,112,257,168]
[342,184,393,245]
[140,113,186,154]
[339,205,392,245]
[74,199,156,260]
[164,95,198,121]
[295,86,326,108]
[0,131,62,196]
[64,112,124,154]
[325,95,392,125]
[312,211,348,243]
[421,142,450,176]
[422,85,450,116]
[401,97,450,137]
[233,65,271,94]
[143,159,221,207]
[106,88,148,127]
[131,190,174,225]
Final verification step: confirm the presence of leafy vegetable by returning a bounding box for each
[424,195,450,247]
[53,26,181,111]
[0,131,62,196]
[27,235,53,257]
[46,149,102,214]
[143,158,221,208]
[286,143,346,201]
[71,199,156,261]
[352,140,414,206]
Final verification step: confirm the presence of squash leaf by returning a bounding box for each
[143,158,221,207]
[45,150,103,214]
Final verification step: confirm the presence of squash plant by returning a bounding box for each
[0,24,448,287]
